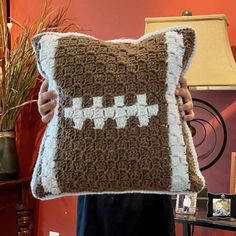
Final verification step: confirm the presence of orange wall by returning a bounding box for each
[11,0,236,43]
[35,197,77,236]
[10,1,236,236]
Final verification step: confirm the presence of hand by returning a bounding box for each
[175,76,195,121]
[37,76,194,124]
[38,80,58,124]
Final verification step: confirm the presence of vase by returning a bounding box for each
[0,131,19,180]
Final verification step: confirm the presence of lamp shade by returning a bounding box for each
[145,15,236,90]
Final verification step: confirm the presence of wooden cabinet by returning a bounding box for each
[0,177,35,236]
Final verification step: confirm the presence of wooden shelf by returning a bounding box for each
[0,176,31,188]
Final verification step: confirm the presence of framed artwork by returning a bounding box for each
[175,193,197,215]
[230,152,236,194]
[207,192,236,218]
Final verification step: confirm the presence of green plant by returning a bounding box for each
[0,0,77,131]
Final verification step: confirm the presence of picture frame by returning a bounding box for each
[207,192,236,218]
[175,193,197,215]
[230,152,236,194]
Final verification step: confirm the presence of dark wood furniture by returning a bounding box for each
[175,212,236,236]
[230,152,236,194]
[0,177,35,236]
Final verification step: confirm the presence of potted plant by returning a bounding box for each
[0,1,77,180]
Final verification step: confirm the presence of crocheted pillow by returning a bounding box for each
[31,26,205,200]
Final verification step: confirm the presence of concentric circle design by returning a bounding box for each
[188,98,227,171]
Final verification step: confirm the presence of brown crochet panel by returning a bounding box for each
[31,27,205,199]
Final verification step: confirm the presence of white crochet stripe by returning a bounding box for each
[165,31,191,192]
[31,34,61,197]
[64,94,159,129]
[36,189,198,200]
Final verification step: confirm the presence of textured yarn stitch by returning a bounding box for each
[31,26,205,200]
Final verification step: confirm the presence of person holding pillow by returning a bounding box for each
[37,75,194,236]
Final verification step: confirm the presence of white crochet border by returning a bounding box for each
[31,26,205,200]
[31,34,62,197]
[165,31,190,191]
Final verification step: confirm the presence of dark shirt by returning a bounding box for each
[77,193,175,236]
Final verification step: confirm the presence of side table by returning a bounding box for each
[175,213,236,236]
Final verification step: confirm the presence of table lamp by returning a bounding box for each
[145,14,236,90]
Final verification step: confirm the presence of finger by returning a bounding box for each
[39,99,57,116]
[176,88,192,102]
[38,90,58,106]
[41,110,55,124]
[179,101,193,113]
[39,79,49,94]
[183,111,195,121]
[179,76,188,89]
